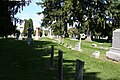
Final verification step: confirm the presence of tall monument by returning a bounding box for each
[34,27,40,40]
[106,29,120,61]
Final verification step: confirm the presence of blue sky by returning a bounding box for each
[15,0,44,28]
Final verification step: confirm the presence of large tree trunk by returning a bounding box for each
[85,28,92,41]
[64,20,69,38]
[59,22,64,44]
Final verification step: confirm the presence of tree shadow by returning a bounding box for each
[62,59,101,80]
[84,70,101,80]
[0,38,115,80]
[0,39,57,80]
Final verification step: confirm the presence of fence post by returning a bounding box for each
[50,45,54,68]
[58,50,63,80]
[74,59,84,80]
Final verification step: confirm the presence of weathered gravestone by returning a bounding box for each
[73,43,82,51]
[75,43,80,50]
[74,59,84,80]
[19,27,24,40]
[106,29,120,61]
[92,51,100,58]
[27,28,33,45]
[58,50,63,80]
[50,45,54,68]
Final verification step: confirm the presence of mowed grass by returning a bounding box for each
[0,38,120,80]
[41,37,120,80]
[0,38,57,80]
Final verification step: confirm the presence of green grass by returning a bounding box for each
[41,38,120,80]
[0,38,120,80]
[0,38,57,80]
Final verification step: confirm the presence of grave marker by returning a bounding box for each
[34,27,40,40]
[92,51,100,58]
[27,28,33,45]
[106,29,120,61]
[58,50,63,80]
[50,45,54,68]
[74,59,84,80]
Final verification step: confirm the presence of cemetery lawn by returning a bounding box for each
[0,38,120,80]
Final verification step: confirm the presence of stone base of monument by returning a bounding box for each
[106,29,120,62]
[106,47,120,61]
[34,36,39,40]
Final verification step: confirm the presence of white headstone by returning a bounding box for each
[19,27,24,40]
[75,43,79,50]
[106,29,120,61]
[34,28,40,40]
[42,27,45,37]
[92,51,100,58]
[73,43,82,51]
[42,30,45,37]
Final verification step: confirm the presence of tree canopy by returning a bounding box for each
[37,0,120,41]
[23,18,33,35]
[0,0,31,38]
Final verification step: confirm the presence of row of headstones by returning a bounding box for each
[50,45,84,80]
[54,36,82,52]
[17,27,47,41]
[54,37,103,59]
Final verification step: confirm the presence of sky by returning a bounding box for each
[15,0,44,29]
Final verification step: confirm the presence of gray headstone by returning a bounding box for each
[27,28,33,45]
[75,43,80,50]
[73,43,82,51]
[106,29,120,61]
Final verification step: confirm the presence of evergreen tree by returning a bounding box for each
[36,0,120,41]
[23,18,33,36]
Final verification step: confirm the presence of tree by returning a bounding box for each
[37,0,120,41]
[0,0,31,38]
[24,19,29,36]
[37,0,70,37]
[23,18,33,36]
[28,18,33,29]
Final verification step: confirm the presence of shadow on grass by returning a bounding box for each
[0,38,102,80]
[0,38,57,80]
[63,59,101,80]
[84,71,101,80]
